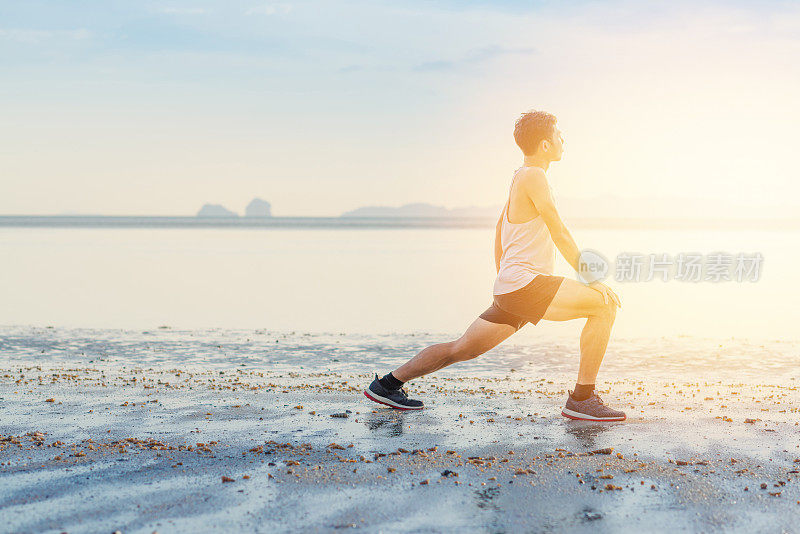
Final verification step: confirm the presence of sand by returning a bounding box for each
[1,326,799,533]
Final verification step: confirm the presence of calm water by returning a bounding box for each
[0,223,797,342]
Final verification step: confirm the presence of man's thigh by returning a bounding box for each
[541,278,606,322]
[458,318,517,353]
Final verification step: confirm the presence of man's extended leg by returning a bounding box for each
[540,278,623,421]
[392,318,517,382]
[363,318,516,410]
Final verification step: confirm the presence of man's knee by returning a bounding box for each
[590,299,617,321]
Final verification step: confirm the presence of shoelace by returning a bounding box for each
[589,394,621,415]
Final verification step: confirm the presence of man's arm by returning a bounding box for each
[494,213,503,273]
[519,168,621,307]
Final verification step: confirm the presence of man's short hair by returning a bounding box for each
[513,110,557,156]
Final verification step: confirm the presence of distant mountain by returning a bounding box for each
[245,198,272,217]
[340,196,798,220]
[197,204,238,218]
[341,203,501,218]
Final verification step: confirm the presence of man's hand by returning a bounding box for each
[588,281,622,308]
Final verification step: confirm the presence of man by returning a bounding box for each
[363,110,625,422]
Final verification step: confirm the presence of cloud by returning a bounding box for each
[337,45,536,75]
[338,64,364,73]
[413,45,535,72]
[155,7,209,15]
[245,3,292,15]
[0,28,90,44]
[414,59,455,72]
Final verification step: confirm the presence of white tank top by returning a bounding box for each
[493,167,556,295]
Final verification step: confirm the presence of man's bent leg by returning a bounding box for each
[540,278,624,421]
[391,318,516,383]
[541,278,617,388]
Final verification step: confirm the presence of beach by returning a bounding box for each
[2,326,799,533]
[5,0,800,530]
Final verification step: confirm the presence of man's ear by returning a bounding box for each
[541,139,551,153]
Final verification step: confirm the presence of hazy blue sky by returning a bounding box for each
[1,0,798,216]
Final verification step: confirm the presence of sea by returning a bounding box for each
[1,215,798,378]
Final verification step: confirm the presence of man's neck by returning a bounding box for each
[523,155,550,172]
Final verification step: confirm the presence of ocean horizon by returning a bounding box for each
[1,214,799,230]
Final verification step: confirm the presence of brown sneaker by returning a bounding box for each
[561,391,626,422]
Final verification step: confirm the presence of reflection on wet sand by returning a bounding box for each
[564,420,618,450]
[363,410,407,437]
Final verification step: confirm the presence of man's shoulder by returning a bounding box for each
[517,166,549,189]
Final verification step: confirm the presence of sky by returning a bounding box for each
[1,0,799,216]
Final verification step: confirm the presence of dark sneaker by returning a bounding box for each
[364,374,424,411]
[561,391,626,422]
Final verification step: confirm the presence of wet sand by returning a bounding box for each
[1,327,799,532]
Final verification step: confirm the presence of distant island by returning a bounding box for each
[340,196,797,220]
[196,198,272,218]
[197,204,238,218]
[245,198,272,217]
[198,200,501,219]
[340,203,500,218]
[52,195,793,221]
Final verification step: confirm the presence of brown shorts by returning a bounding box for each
[479,274,565,330]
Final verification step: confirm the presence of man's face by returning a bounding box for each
[548,127,564,161]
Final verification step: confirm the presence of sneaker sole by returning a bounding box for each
[363,390,424,411]
[561,407,626,422]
